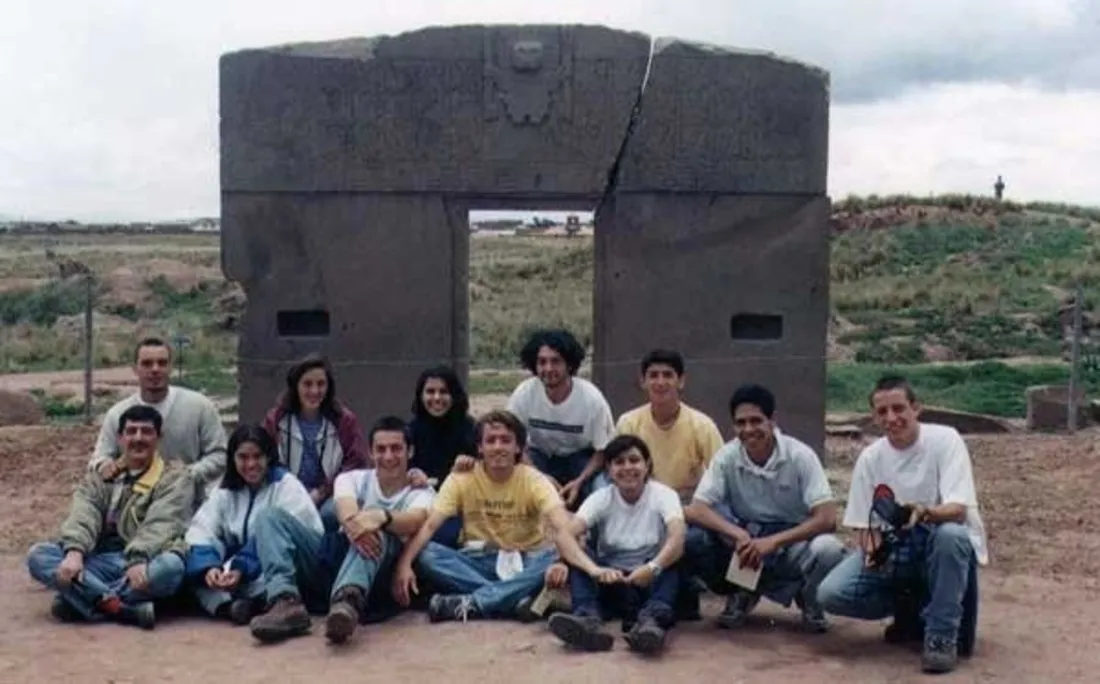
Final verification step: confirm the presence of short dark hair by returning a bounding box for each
[640,349,684,376]
[729,383,776,418]
[475,409,527,462]
[117,405,163,435]
[868,374,918,406]
[369,415,411,447]
[519,329,585,375]
[604,434,651,466]
[280,354,343,423]
[222,423,280,490]
[133,336,171,363]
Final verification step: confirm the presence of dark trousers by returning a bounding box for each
[567,553,679,629]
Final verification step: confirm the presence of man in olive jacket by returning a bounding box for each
[26,404,194,629]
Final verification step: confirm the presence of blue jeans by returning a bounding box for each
[253,508,339,613]
[331,532,405,622]
[689,508,847,611]
[817,522,978,641]
[319,497,340,533]
[416,541,556,618]
[569,553,679,629]
[528,446,597,504]
[26,542,185,620]
[431,516,463,548]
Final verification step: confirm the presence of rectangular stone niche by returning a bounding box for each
[729,313,784,341]
[277,309,331,337]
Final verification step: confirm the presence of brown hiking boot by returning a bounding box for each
[249,594,311,644]
[325,587,364,644]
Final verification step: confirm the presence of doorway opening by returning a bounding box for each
[466,207,595,404]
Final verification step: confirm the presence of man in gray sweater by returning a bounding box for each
[89,337,227,501]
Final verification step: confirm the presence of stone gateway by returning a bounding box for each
[220,24,831,453]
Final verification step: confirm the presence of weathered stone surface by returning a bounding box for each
[221,25,832,445]
[221,25,649,195]
[1026,385,1090,432]
[592,195,829,453]
[223,192,466,423]
[615,39,829,195]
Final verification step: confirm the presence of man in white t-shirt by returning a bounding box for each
[685,384,846,634]
[248,416,434,646]
[506,329,615,507]
[817,375,986,675]
[550,434,686,655]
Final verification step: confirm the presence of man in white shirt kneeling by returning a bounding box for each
[550,434,686,655]
[817,375,987,675]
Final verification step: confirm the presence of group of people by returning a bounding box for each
[25,329,987,675]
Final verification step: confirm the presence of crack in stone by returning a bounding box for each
[595,34,655,215]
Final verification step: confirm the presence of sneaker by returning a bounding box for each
[921,634,959,674]
[249,594,311,644]
[514,595,540,623]
[794,590,829,633]
[624,616,667,655]
[116,601,156,630]
[50,595,83,623]
[716,591,759,629]
[325,588,363,644]
[428,594,480,623]
[548,613,614,652]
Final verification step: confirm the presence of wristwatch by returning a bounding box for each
[646,560,662,577]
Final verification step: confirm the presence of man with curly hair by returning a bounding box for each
[506,328,615,508]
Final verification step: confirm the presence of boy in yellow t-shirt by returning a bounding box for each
[613,349,725,622]
[391,410,571,622]
[615,350,724,502]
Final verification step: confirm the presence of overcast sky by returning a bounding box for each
[1,0,1097,221]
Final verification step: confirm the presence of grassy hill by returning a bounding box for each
[2,194,1100,417]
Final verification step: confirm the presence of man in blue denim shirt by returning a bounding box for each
[684,384,846,632]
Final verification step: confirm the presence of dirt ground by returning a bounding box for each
[1,425,1098,683]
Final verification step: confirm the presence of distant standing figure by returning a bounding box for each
[506,328,615,507]
[263,355,369,530]
[993,175,1005,200]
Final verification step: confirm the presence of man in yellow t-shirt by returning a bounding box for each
[391,410,571,622]
[615,350,725,502]
[614,349,725,621]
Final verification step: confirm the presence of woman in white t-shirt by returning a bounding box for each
[549,435,686,655]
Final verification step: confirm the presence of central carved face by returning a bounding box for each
[510,40,544,72]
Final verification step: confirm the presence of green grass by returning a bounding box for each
[4,197,1100,410]
[826,360,1100,417]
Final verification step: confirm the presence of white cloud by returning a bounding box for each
[0,0,1096,220]
[830,83,1100,204]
